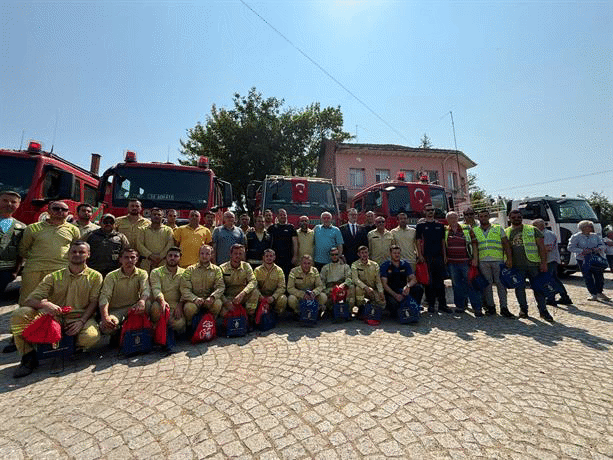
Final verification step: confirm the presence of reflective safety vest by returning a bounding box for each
[473,225,504,260]
[505,225,540,263]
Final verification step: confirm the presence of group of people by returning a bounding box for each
[0,190,610,379]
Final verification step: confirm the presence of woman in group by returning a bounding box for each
[568,220,610,301]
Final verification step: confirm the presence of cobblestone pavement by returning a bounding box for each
[0,273,612,460]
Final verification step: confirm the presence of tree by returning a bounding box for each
[180,88,352,209]
[419,133,432,149]
[467,173,492,210]
[580,192,613,229]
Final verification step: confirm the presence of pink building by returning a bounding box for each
[318,140,477,210]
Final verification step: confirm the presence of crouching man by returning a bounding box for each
[380,245,423,317]
[287,255,327,314]
[351,245,385,313]
[11,241,103,378]
[320,247,355,312]
[219,244,259,320]
[180,244,224,322]
[98,248,150,337]
[149,247,186,334]
[253,249,288,314]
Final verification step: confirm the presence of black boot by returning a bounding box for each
[558,296,573,305]
[13,351,38,378]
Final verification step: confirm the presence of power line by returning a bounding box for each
[491,169,613,194]
[239,0,410,143]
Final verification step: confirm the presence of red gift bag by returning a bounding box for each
[468,265,479,282]
[154,306,170,345]
[415,261,430,285]
[191,312,217,344]
[120,310,153,345]
[23,314,62,344]
[330,285,348,303]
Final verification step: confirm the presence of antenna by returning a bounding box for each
[19,129,24,150]
[167,145,170,163]
[50,109,59,154]
[450,111,462,194]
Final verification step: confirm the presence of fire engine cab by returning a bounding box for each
[0,141,100,224]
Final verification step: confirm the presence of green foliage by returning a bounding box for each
[419,133,432,149]
[180,88,352,209]
[579,191,613,228]
[467,173,492,210]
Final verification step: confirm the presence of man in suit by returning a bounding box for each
[340,208,367,266]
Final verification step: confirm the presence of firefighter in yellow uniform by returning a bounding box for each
[173,210,213,268]
[253,249,287,314]
[149,247,186,333]
[114,199,150,248]
[219,244,259,317]
[11,241,102,378]
[180,244,224,321]
[287,254,327,313]
[18,201,80,305]
[320,247,355,310]
[136,208,175,272]
[98,248,150,335]
[351,245,385,309]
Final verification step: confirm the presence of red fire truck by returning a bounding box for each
[247,176,347,226]
[0,141,101,224]
[98,151,233,224]
[350,172,449,228]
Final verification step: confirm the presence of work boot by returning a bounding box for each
[438,305,453,313]
[558,296,573,305]
[13,351,39,378]
[501,309,516,319]
[2,337,16,353]
[546,299,557,307]
[540,311,554,323]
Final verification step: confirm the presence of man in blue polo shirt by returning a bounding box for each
[380,245,423,317]
[313,212,344,271]
[212,211,246,265]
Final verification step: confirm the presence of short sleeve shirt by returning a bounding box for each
[415,221,445,257]
[380,260,413,293]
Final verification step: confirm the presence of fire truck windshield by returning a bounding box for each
[264,180,336,215]
[112,167,210,209]
[548,199,599,223]
[386,186,447,218]
[0,156,37,199]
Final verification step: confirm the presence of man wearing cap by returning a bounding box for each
[98,247,150,336]
[174,210,212,268]
[114,199,150,248]
[12,241,103,377]
[137,207,174,272]
[253,249,287,314]
[19,200,80,305]
[0,190,25,297]
[86,214,130,277]
[180,244,225,321]
[149,247,186,334]
[74,203,100,238]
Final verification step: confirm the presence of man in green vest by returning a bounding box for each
[475,210,514,317]
[506,210,553,322]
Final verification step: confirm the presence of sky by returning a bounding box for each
[1,1,612,201]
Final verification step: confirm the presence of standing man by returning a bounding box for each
[19,200,80,305]
[165,209,178,230]
[180,244,224,322]
[296,215,315,260]
[474,209,514,317]
[246,215,272,268]
[254,249,288,315]
[287,255,326,314]
[506,210,554,322]
[219,244,259,320]
[320,247,354,312]
[12,241,103,378]
[368,216,394,265]
[239,213,252,235]
[268,209,298,278]
[0,190,25,297]
[461,207,478,228]
[173,210,212,268]
[363,211,377,234]
[212,211,246,265]
[390,212,418,271]
[351,245,385,312]
[98,248,150,336]
[149,247,186,335]
[74,203,99,238]
[86,214,130,277]
[203,211,216,232]
[415,204,451,313]
[380,245,423,317]
[136,208,174,272]
[114,199,150,249]
[263,209,274,230]
[340,208,366,266]
[313,212,344,271]
[533,219,573,306]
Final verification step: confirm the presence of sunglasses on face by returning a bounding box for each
[51,206,69,212]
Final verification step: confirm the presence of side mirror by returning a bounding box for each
[340,189,347,204]
[221,181,233,208]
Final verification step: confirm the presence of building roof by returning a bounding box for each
[333,142,477,169]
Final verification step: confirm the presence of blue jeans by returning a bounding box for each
[514,266,548,314]
[577,259,604,295]
[546,262,569,301]
[448,262,482,312]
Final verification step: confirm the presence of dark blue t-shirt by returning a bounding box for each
[380,260,413,293]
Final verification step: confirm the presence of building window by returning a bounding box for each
[375,169,390,183]
[400,169,414,182]
[447,171,459,190]
[349,168,365,188]
[427,170,439,184]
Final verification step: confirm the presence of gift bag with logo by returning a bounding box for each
[532,271,559,298]
[415,262,430,285]
[584,253,609,273]
[223,304,248,337]
[469,266,490,292]
[331,285,350,321]
[499,264,524,289]
[397,295,420,324]
[363,302,382,326]
[255,297,277,331]
[120,310,153,356]
[191,312,216,344]
[299,298,319,326]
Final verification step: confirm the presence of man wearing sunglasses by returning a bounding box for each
[18,201,80,305]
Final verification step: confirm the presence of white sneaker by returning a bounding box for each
[597,293,611,301]
[588,295,598,301]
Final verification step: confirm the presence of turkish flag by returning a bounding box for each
[291,179,309,203]
[409,185,432,213]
